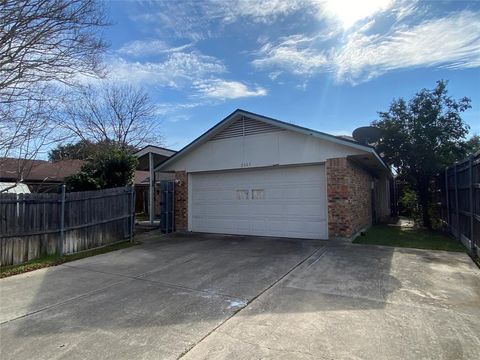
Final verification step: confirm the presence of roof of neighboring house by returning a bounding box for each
[155,108,390,173]
[0,158,150,185]
[0,158,84,182]
[134,171,150,185]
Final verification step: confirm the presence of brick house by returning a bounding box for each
[156,109,392,240]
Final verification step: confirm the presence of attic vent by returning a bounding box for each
[211,116,284,141]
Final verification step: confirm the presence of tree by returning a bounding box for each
[463,135,480,155]
[60,83,162,149]
[48,139,138,162]
[0,0,108,185]
[65,147,138,191]
[0,0,108,103]
[373,80,471,228]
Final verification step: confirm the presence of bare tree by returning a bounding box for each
[60,83,163,149]
[0,0,108,188]
[0,0,108,103]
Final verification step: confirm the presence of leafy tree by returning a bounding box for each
[463,135,480,155]
[49,140,138,162]
[65,147,138,191]
[373,80,471,228]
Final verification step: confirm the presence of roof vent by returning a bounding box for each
[211,116,284,141]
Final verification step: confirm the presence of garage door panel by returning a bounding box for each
[190,165,327,239]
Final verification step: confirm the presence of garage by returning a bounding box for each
[190,165,327,239]
[156,109,392,240]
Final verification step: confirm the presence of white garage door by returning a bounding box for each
[190,165,327,239]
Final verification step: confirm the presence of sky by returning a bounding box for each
[101,0,480,150]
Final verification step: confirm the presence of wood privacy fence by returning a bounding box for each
[0,186,135,266]
[434,151,480,259]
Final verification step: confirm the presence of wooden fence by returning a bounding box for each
[0,186,135,266]
[434,151,480,259]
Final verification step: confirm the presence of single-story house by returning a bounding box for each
[134,145,176,221]
[156,109,393,240]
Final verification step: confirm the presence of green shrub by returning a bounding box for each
[65,147,138,192]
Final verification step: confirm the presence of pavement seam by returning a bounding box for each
[61,262,248,301]
[177,245,328,359]
[0,278,130,325]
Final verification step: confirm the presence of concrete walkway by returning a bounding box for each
[1,232,479,359]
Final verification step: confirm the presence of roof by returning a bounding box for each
[0,158,84,182]
[155,109,390,173]
[134,145,176,158]
[1,158,151,185]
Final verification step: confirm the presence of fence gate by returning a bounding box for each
[159,180,174,233]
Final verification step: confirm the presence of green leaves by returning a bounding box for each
[65,146,138,191]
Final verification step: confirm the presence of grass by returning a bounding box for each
[0,240,139,279]
[353,224,466,252]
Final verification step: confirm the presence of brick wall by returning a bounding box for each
[326,158,372,238]
[174,171,188,231]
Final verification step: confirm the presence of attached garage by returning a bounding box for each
[190,165,327,239]
[156,109,392,240]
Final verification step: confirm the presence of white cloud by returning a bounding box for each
[104,52,226,88]
[252,11,480,84]
[332,11,480,83]
[117,40,193,57]
[194,79,267,99]
[315,0,394,29]
[252,35,329,75]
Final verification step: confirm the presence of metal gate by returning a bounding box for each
[159,180,174,233]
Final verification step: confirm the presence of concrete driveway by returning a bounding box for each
[1,232,479,360]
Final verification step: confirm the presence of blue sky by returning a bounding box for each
[101,0,480,150]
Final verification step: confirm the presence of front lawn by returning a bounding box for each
[0,240,139,278]
[353,224,465,252]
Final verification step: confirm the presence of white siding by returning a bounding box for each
[163,129,366,173]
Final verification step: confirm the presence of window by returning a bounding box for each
[252,189,265,200]
[236,189,249,200]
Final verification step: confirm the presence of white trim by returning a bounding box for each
[187,173,193,232]
[135,145,176,158]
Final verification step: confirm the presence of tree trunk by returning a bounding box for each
[417,178,432,229]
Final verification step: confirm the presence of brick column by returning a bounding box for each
[174,171,188,231]
[326,158,352,237]
[326,158,373,239]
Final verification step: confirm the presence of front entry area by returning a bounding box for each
[189,165,327,239]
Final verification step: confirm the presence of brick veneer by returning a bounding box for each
[174,171,188,231]
[326,158,372,238]
[175,161,372,238]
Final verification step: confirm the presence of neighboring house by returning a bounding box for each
[134,145,176,220]
[156,109,392,240]
[0,158,153,194]
[0,158,84,192]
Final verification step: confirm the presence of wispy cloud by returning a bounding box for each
[252,35,329,75]
[252,11,480,84]
[117,40,193,57]
[105,52,226,87]
[332,11,480,83]
[194,79,267,99]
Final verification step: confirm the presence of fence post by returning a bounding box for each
[130,186,135,242]
[58,184,66,256]
[445,168,449,228]
[469,155,475,257]
[453,163,460,241]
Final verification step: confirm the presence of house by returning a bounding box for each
[0,158,155,195]
[155,109,392,240]
[134,145,176,222]
[0,158,84,192]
